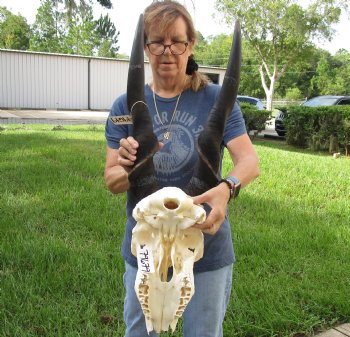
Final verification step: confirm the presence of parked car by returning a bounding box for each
[237,95,265,110]
[275,95,350,136]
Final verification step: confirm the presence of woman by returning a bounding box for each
[104,1,259,336]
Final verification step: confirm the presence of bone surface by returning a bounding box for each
[131,187,206,333]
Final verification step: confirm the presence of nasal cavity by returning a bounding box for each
[164,199,179,210]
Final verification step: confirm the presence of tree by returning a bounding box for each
[332,49,350,95]
[64,4,97,55]
[311,49,350,95]
[215,0,349,109]
[30,0,119,56]
[311,53,334,94]
[275,45,320,99]
[95,14,120,57]
[194,34,264,97]
[29,0,65,53]
[240,40,265,98]
[0,7,31,50]
[61,0,112,23]
[193,31,207,63]
[96,0,112,8]
[195,34,232,67]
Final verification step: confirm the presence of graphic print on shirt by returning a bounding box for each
[153,109,204,185]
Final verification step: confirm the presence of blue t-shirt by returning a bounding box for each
[105,83,246,272]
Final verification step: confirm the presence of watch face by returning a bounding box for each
[230,189,234,198]
[233,183,241,198]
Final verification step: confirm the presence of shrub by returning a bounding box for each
[240,102,272,136]
[285,88,303,101]
[283,105,350,155]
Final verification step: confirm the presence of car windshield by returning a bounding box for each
[237,96,265,110]
[303,97,338,107]
[238,97,257,105]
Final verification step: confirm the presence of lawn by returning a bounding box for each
[0,124,349,337]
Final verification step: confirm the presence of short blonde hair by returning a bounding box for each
[144,1,210,91]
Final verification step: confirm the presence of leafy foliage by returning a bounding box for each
[240,102,272,135]
[194,36,264,97]
[64,5,97,55]
[28,0,119,57]
[311,49,350,95]
[214,0,348,109]
[95,14,120,57]
[195,33,232,67]
[283,105,350,154]
[96,0,112,9]
[29,0,65,53]
[0,6,31,50]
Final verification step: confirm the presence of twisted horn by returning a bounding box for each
[185,21,241,196]
[127,14,159,201]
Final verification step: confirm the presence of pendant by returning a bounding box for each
[164,131,170,140]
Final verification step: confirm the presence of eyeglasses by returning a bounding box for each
[146,41,189,56]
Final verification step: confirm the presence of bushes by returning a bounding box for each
[240,102,272,136]
[283,105,350,155]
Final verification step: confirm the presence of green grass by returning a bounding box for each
[1,125,349,337]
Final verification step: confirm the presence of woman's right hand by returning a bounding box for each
[118,137,164,172]
[118,136,139,171]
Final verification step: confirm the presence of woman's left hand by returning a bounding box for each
[191,183,230,235]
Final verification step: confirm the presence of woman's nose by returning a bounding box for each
[163,45,172,55]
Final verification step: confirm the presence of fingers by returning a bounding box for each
[193,221,219,235]
[193,210,224,235]
[192,191,226,235]
[118,137,163,168]
[120,137,139,154]
[192,192,207,205]
[118,137,139,167]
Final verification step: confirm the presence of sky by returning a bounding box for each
[0,0,348,55]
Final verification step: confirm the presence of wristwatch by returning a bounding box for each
[225,176,241,200]
[218,176,241,201]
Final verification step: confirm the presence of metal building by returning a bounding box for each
[0,49,226,110]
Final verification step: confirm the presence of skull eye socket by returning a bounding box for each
[164,200,179,210]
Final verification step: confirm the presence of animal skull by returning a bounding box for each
[131,187,206,333]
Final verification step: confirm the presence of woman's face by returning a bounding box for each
[145,16,194,82]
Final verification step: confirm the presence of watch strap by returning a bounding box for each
[225,176,241,199]
[217,179,233,202]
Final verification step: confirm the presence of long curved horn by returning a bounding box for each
[127,14,159,201]
[185,21,241,196]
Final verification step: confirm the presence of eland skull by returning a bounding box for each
[131,187,206,333]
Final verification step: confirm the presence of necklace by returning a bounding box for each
[153,89,182,140]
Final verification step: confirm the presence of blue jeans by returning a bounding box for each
[123,262,233,337]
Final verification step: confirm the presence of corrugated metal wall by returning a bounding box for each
[89,58,127,110]
[89,59,153,110]
[0,49,225,110]
[1,50,88,109]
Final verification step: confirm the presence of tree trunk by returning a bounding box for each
[259,64,276,111]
